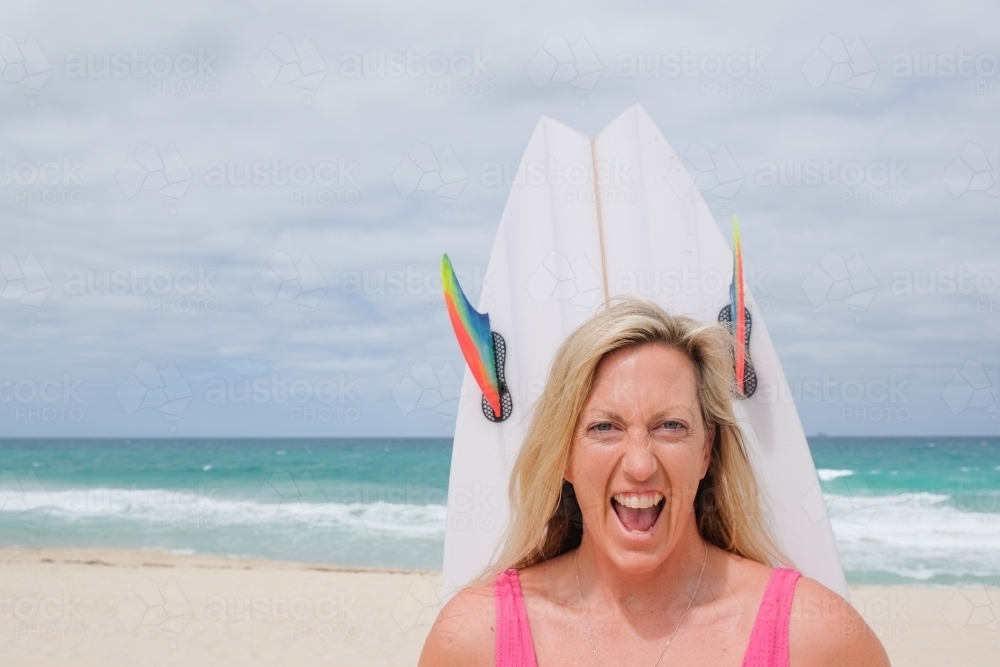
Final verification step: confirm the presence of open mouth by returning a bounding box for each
[611,492,665,533]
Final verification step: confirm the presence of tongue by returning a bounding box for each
[613,500,661,532]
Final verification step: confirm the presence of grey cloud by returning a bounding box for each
[1,0,997,436]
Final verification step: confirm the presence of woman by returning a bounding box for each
[420,297,889,667]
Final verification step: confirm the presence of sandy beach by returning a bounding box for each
[1,548,997,666]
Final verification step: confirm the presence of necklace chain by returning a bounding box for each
[574,541,708,667]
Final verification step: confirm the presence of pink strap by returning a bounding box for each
[741,568,801,667]
[494,569,538,667]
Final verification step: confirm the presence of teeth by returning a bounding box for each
[613,492,664,509]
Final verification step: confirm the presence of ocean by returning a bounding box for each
[1,437,998,586]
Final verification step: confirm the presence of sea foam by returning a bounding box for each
[817,468,855,481]
[825,491,1000,581]
[1,487,447,537]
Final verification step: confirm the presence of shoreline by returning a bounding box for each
[1,547,997,666]
[1,545,993,589]
[0,546,439,575]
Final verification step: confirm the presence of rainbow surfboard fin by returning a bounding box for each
[441,254,512,422]
[718,216,758,398]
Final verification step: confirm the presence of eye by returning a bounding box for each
[660,420,685,431]
[587,422,618,438]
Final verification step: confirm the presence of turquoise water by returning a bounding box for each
[1,437,998,585]
[0,439,451,569]
[809,437,1000,586]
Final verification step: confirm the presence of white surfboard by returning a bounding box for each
[441,104,846,599]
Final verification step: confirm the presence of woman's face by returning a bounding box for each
[565,343,713,574]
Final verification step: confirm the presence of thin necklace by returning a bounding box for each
[574,541,708,667]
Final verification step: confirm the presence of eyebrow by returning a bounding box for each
[581,409,623,422]
[580,408,694,422]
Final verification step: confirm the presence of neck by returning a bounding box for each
[575,521,709,615]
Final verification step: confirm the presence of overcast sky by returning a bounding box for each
[1,0,997,438]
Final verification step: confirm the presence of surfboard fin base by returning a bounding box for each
[441,254,512,422]
[481,332,512,422]
[718,304,758,398]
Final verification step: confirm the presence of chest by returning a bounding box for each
[526,596,758,667]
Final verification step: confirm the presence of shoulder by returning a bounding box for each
[515,550,574,599]
[418,580,496,667]
[788,576,890,667]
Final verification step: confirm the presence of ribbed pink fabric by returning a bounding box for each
[493,566,801,667]
[741,568,801,667]
[494,569,538,667]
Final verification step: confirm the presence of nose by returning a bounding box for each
[621,427,657,482]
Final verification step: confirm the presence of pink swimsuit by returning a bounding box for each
[494,566,801,667]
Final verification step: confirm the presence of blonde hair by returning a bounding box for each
[481,296,787,581]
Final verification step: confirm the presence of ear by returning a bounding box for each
[699,424,715,480]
